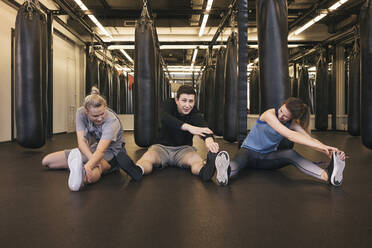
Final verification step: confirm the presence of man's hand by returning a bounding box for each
[182,123,213,137]
[205,137,219,153]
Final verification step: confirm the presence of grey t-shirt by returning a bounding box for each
[76,107,124,156]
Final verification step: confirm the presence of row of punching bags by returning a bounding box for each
[199,32,239,143]
[134,13,171,147]
[86,54,134,114]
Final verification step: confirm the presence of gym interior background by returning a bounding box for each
[1,0,372,247]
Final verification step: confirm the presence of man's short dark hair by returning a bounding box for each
[177,85,196,99]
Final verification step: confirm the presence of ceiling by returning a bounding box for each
[59,0,364,75]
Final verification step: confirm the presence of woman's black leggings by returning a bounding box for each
[230,148,324,180]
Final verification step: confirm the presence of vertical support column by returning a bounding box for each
[47,12,53,139]
[238,0,248,146]
[336,46,345,130]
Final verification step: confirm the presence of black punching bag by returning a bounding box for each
[86,53,99,95]
[348,41,361,136]
[134,13,156,147]
[315,53,329,131]
[298,66,311,109]
[15,2,45,148]
[223,32,238,142]
[249,68,260,114]
[99,62,108,101]
[214,47,226,136]
[257,0,289,112]
[360,1,372,148]
[112,68,118,112]
[205,64,216,131]
[119,73,126,114]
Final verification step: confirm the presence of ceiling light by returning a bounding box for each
[199,14,209,37]
[206,0,214,11]
[120,49,134,63]
[73,0,88,11]
[192,48,198,64]
[329,0,348,11]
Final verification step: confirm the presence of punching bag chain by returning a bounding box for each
[141,0,150,19]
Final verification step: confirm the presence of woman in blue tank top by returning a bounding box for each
[215,97,346,187]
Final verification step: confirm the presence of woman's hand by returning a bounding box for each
[317,145,339,158]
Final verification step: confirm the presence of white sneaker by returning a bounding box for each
[330,151,345,187]
[67,148,84,191]
[215,151,230,186]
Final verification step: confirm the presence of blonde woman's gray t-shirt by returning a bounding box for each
[75,107,125,156]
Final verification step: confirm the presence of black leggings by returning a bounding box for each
[230,148,324,180]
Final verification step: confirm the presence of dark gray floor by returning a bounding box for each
[1,131,372,248]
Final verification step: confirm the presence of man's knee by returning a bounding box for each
[182,152,203,174]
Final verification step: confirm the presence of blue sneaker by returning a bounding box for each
[67,148,85,191]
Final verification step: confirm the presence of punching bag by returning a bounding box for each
[99,62,109,101]
[112,68,118,112]
[214,47,226,136]
[290,78,298,98]
[348,41,361,136]
[40,13,48,140]
[298,66,311,110]
[205,64,216,131]
[199,71,206,114]
[86,53,99,95]
[223,32,239,142]
[315,53,329,131]
[106,64,113,108]
[134,13,156,147]
[15,2,45,148]
[257,0,289,112]
[360,1,372,148]
[249,68,260,114]
[119,73,126,114]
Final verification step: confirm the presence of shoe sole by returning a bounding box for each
[215,151,230,186]
[67,148,84,191]
[331,152,345,187]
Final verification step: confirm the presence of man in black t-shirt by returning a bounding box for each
[122,85,230,182]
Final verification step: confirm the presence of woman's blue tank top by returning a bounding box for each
[241,109,290,154]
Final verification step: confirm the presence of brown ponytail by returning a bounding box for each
[284,97,310,133]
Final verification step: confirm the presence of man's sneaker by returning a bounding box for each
[327,151,345,187]
[215,151,230,186]
[116,151,143,181]
[67,148,85,191]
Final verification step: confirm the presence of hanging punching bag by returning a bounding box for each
[99,62,108,101]
[15,2,45,148]
[205,64,216,131]
[214,47,226,136]
[86,53,99,95]
[106,64,113,108]
[119,73,126,114]
[298,66,311,109]
[290,78,298,98]
[348,41,361,136]
[360,1,372,148]
[199,70,206,114]
[134,13,156,147]
[223,32,238,142]
[40,13,48,140]
[257,0,289,112]
[315,53,329,131]
[249,68,260,114]
[112,68,118,112]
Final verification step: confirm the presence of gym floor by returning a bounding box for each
[1,131,371,248]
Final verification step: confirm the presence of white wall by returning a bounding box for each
[0,1,85,141]
[0,2,17,142]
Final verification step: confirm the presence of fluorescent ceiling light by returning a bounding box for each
[206,0,214,11]
[192,48,198,64]
[329,0,348,11]
[169,72,200,75]
[199,14,209,37]
[108,45,226,50]
[293,0,349,36]
[120,49,134,63]
[73,0,88,11]
[248,44,299,48]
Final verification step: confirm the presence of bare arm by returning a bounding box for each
[76,130,93,160]
[261,109,338,157]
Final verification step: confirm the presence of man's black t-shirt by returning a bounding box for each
[155,98,211,146]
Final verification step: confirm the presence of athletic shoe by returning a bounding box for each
[215,151,230,186]
[116,151,143,181]
[327,151,345,187]
[67,148,85,191]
